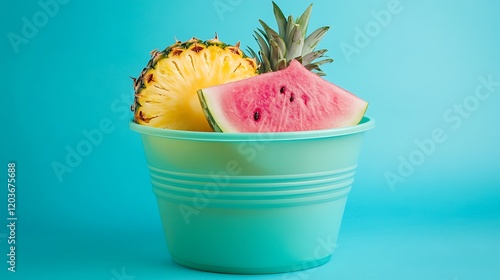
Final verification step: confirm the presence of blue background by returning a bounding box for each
[1,0,499,279]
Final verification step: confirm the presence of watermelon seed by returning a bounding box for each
[280,86,286,94]
[253,110,260,121]
[289,93,295,102]
[301,94,309,106]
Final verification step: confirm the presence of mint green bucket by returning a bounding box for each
[130,116,375,274]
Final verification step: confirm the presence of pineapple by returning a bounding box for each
[248,2,333,76]
[131,36,258,131]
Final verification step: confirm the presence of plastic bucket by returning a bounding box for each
[130,116,375,274]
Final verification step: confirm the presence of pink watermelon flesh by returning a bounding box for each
[198,60,368,132]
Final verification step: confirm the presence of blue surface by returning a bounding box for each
[1,0,499,279]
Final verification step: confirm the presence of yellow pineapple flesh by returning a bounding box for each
[132,37,258,131]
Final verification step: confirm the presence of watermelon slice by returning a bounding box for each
[198,60,368,132]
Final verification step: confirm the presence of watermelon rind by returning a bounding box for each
[198,89,223,132]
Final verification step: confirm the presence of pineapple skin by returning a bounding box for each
[131,37,258,131]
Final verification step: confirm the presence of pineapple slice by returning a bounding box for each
[132,36,258,131]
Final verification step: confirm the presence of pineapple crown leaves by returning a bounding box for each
[248,2,333,76]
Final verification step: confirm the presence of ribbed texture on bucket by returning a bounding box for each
[149,164,357,208]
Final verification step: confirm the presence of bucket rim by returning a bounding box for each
[129,116,375,142]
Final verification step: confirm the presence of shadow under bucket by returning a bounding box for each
[130,116,375,274]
